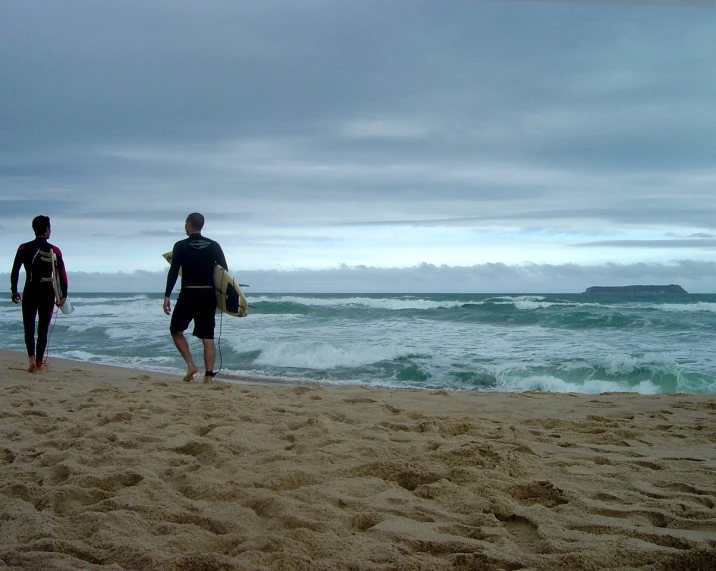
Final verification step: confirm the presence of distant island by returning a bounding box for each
[583,284,687,294]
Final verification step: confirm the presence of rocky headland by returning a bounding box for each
[584,284,687,294]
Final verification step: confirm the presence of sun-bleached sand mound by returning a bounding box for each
[1,350,714,570]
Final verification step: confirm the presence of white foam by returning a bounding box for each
[655,302,716,314]
[71,300,159,318]
[73,294,151,304]
[104,326,164,341]
[246,340,409,370]
[66,323,98,333]
[230,313,305,323]
[496,375,661,395]
[601,352,673,375]
[61,350,102,362]
[512,300,556,310]
[249,295,467,310]
[492,296,614,312]
[490,295,546,302]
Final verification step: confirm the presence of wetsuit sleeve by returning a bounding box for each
[215,242,228,272]
[165,241,182,297]
[52,246,68,297]
[10,244,24,294]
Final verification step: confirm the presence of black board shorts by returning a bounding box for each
[170,288,217,339]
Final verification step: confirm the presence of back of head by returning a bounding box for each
[186,212,205,232]
[32,215,51,236]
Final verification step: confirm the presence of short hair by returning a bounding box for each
[32,215,51,236]
[186,212,205,231]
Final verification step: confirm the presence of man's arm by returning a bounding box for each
[165,241,182,297]
[164,241,182,315]
[10,245,24,303]
[215,242,228,272]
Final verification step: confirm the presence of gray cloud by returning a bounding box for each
[574,239,716,248]
[0,199,80,218]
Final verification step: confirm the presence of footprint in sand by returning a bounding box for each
[507,480,569,508]
[1,448,17,464]
[50,486,111,516]
[343,397,377,404]
[495,513,551,554]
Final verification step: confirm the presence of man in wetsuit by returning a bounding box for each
[10,215,68,372]
[163,213,228,383]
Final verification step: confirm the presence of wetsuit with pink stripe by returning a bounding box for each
[11,238,68,362]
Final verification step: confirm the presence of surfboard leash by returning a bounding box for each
[215,309,224,376]
[42,304,60,366]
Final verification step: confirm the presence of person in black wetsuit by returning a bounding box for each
[10,215,68,372]
[163,213,228,383]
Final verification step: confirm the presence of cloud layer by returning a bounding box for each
[3,259,713,294]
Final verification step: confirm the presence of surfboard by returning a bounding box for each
[212,264,249,317]
[51,251,74,315]
[163,252,248,317]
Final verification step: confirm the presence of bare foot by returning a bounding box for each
[28,362,37,373]
[183,365,199,382]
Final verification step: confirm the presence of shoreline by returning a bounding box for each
[1,348,715,570]
[3,348,713,395]
[0,348,298,389]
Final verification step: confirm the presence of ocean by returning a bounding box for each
[1,292,715,395]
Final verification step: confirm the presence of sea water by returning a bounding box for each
[1,292,715,394]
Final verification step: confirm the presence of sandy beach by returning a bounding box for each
[0,349,714,570]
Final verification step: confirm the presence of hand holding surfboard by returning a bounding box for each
[163,252,248,317]
[51,251,74,315]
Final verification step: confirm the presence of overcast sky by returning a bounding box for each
[2,0,715,293]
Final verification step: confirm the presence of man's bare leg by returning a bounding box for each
[27,355,37,373]
[202,339,216,382]
[172,331,199,381]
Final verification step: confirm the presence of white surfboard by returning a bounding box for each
[212,264,249,317]
[51,251,74,315]
[163,252,248,317]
